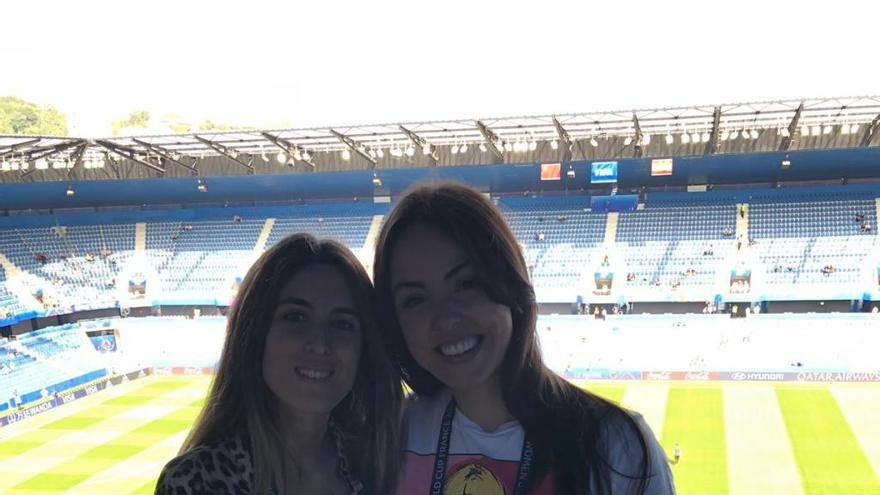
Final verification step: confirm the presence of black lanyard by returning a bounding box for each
[429,398,534,495]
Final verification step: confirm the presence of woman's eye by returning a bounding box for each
[400,294,425,309]
[335,319,357,332]
[456,278,481,291]
[283,311,307,322]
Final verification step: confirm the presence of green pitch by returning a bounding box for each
[1,376,879,494]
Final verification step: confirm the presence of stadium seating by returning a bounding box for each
[748,196,877,287]
[0,324,107,410]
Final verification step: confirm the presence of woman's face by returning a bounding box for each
[262,263,364,415]
[389,223,512,395]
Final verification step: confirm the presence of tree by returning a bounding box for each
[0,96,69,136]
[112,111,151,136]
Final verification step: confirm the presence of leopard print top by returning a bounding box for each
[155,436,255,495]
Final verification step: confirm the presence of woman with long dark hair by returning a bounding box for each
[373,183,674,494]
[155,233,401,494]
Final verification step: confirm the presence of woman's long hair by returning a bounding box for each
[180,233,402,494]
[373,183,650,494]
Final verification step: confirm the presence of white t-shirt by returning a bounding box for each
[397,388,675,495]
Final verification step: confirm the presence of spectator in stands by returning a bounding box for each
[59,251,66,259]
[85,253,96,262]
[12,390,21,410]
[855,213,865,223]
[232,215,242,222]
[35,253,49,263]
[371,182,673,494]
[860,223,872,233]
[627,272,636,282]
[557,214,568,222]
[722,227,733,237]
[183,224,193,231]
[100,247,111,258]
[748,236,756,247]
[155,234,401,495]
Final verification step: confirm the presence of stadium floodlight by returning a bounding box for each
[779,127,790,137]
[480,142,488,152]
[341,149,351,161]
[460,143,469,153]
[665,134,674,144]
[851,124,860,134]
[751,129,761,140]
[641,134,651,146]
[823,125,833,135]
[276,151,286,163]
[692,132,702,143]
[528,140,537,151]
[841,124,851,135]
[368,149,377,159]
[376,148,384,158]
[405,146,415,157]
[550,139,559,150]
[720,131,730,141]
[681,133,690,144]
[730,130,739,140]
[812,125,822,136]
[36,158,49,170]
[422,143,434,156]
[701,132,711,143]
[65,185,75,197]
[590,137,599,147]
[504,141,514,152]
[302,150,311,162]
[261,147,269,162]
[624,136,633,146]
[450,144,459,154]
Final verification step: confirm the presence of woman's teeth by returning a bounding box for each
[295,367,334,381]
[440,336,480,356]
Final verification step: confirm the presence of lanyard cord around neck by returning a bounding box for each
[428,398,534,495]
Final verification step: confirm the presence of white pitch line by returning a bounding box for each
[723,385,804,495]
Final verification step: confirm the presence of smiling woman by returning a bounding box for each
[373,182,675,495]
[154,233,402,495]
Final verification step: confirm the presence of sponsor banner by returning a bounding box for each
[1,368,152,428]
[719,371,790,382]
[540,163,561,181]
[795,371,880,383]
[651,158,673,176]
[564,368,611,380]
[590,161,618,184]
[609,370,644,380]
[683,371,719,381]
[152,367,215,375]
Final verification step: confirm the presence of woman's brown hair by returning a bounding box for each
[180,233,401,494]
[373,182,651,494]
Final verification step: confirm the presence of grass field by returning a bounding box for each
[1,376,879,494]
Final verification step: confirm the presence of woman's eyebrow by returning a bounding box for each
[276,297,312,308]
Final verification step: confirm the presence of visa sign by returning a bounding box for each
[591,161,618,183]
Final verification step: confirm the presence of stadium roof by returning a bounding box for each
[1,96,879,183]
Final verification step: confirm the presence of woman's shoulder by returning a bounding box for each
[596,407,676,494]
[154,436,254,495]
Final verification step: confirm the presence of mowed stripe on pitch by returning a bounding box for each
[830,387,880,487]
[777,388,880,495]
[662,386,729,495]
[0,379,207,493]
[622,383,669,439]
[724,385,804,495]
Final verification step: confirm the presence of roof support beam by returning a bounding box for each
[705,106,722,155]
[779,102,804,151]
[261,132,316,169]
[132,139,199,175]
[95,140,166,174]
[193,136,255,173]
[398,125,438,164]
[0,138,42,160]
[860,113,880,147]
[552,118,573,162]
[475,121,504,161]
[329,129,377,167]
[19,140,89,178]
[632,113,644,158]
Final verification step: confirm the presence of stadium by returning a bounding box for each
[1,96,880,494]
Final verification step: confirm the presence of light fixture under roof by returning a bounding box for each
[341,149,351,161]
